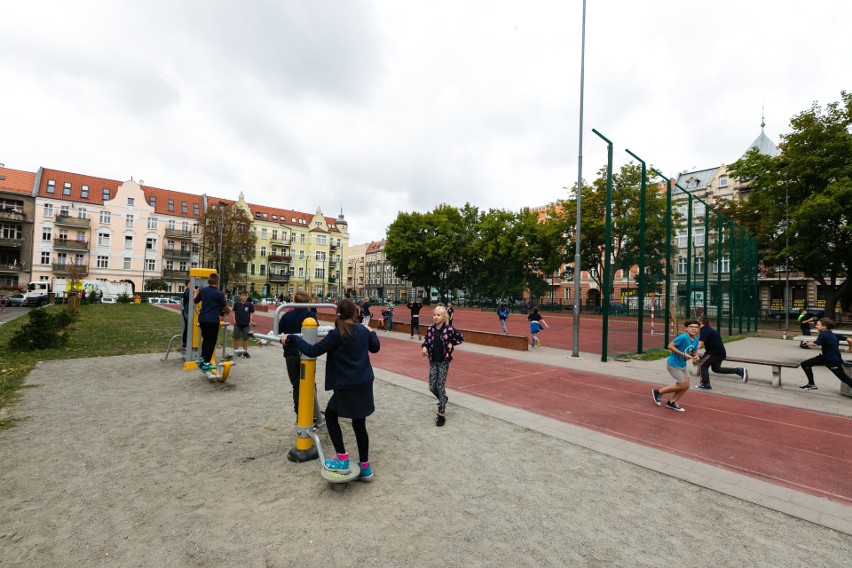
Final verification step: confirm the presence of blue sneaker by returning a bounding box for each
[201,363,217,371]
[324,455,350,474]
[196,358,205,367]
[358,461,374,482]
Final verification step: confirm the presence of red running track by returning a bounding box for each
[372,334,852,507]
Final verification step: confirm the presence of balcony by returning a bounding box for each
[0,209,25,222]
[328,277,337,284]
[163,248,192,260]
[54,214,91,228]
[52,263,89,276]
[0,263,23,273]
[53,238,89,251]
[269,273,290,283]
[268,254,292,263]
[0,237,24,249]
[164,228,193,239]
[163,269,187,280]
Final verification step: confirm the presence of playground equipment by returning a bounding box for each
[162,268,235,382]
[251,303,361,487]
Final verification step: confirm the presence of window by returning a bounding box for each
[261,228,268,239]
[193,204,199,216]
[149,196,156,207]
[260,246,267,257]
[77,207,87,220]
[694,202,706,217]
[298,267,304,278]
[315,221,322,228]
[43,203,54,217]
[719,174,728,188]
[100,211,111,224]
[41,252,50,265]
[75,230,85,241]
[693,227,705,246]
[167,219,175,230]
[60,205,70,217]
[165,260,174,270]
[0,224,22,239]
[694,257,704,275]
[124,257,132,270]
[181,221,189,232]
[46,180,56,194]
[317,235,327,245]
[56,252,67,265]
[315,267,325,279]
[145,258,156,271]
[250,264,256,276]
[181,201,187,214]
[103,188,110,200]
[63,182,72,196]
[315,251,326,262]
[148,217,157,229]
[677,257,688,275]
[146,237,156,250]
[128,197,135,206]
[97,256,109,268]
[168,199,174,212]
[712,256,731,274]
[126,214,134,227]
[125,235,133,250]
[299,250,304,260]
[42,229,52,241]
[259,265,266,276]
[300,234,305,244]
[81,185,89,199]
[272,230,278,241]
[677,230,687,248]
[98,232,110,247]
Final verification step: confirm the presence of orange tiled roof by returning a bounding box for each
[0,167,37,194]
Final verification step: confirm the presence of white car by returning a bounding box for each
[148,297,180,304]
[100,296,118,304]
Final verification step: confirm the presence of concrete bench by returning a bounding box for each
[725,356,800,388]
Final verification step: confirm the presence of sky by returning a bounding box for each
[2,1,850,245]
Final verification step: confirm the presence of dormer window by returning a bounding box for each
[719,174,728,188]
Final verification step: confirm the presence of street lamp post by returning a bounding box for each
[571,0,588,358]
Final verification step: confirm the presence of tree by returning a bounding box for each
[558,162,669,300]
[385,205,466,299]
[729,91,852,318]
[199,202,257,291]
[144,278,169,292]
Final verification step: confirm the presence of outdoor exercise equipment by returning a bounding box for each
[251,303,361,487]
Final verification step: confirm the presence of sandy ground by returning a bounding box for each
[1,345,850,567]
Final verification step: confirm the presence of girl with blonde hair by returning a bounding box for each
[421,305,464,426]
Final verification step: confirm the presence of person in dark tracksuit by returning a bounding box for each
[799,317,852,391]
[696,316,748,389]
[193,273,227,371]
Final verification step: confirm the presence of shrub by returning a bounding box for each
[8,308,79,351]
[117,293,132,304]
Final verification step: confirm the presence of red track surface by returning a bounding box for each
[372,333,852,507]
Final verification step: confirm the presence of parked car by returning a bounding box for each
[594,303,628,315]
[7,293,26,307]
[148,297,180,304]
[100,296,118,304]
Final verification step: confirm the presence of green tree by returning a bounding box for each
[385,204,465,299]
[199,202,257,291]
[729,91,852,317]
[558,162,669,301]
[144,278,169,292]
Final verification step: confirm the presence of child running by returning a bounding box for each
[230,290,255,357]
[421,305,465,426]
[283,298,380,481]
[527,307,549,347]
[651,319,700,412]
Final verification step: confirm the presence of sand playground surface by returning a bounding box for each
[1,344,850,567]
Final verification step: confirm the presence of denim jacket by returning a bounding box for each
[422,324,464,363]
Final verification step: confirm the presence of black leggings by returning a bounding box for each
[325,408,369,463]
[801,354,852,387]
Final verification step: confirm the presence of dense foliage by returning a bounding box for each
[199,202,258,290]
[729,91,852,317]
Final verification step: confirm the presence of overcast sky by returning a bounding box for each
[2,1,850,244]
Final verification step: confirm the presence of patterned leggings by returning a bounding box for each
[428,361,450,413]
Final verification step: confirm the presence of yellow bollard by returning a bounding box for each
[288,317,321,462]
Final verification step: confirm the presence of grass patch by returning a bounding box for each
[0,304,179,428]
[615,333,751,361]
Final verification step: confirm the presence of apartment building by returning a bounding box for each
[0,167,37,289]
[11,165,347,298]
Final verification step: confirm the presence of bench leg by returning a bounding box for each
[772,365,781,388]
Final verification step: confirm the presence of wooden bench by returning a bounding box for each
[725,356,800,388]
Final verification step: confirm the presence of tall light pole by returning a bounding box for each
[571,0,587,358]
[784,187,790,338]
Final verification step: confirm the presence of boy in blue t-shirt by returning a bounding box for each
[530,320,544,347]
[651,320,700,412]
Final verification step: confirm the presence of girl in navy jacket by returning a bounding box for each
[421,305,464,426]
[285,298,380,480]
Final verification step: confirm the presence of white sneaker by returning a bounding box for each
[741,368,748,383]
